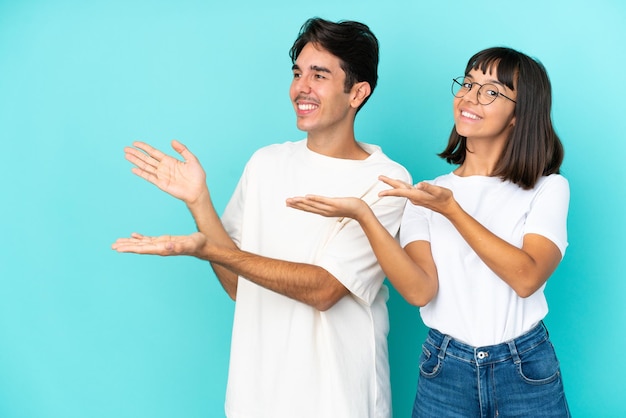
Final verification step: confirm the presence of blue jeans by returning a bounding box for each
[413,322,570,417]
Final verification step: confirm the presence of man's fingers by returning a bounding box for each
[171,139,198,164]
[130,166,157,184]
[111,238,178,255]
[132,141,168,162]
[125,151,154,172]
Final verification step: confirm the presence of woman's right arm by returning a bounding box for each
[357,205,438,306]
[286,195,438,306]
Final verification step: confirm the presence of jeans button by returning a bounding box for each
[477,351,488,360]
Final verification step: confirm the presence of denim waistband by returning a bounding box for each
[426,322,549,366]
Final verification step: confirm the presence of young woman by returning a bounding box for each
[286,47,570,417]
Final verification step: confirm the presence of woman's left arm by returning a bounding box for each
[443,199,561,298]
[379,177,564,298]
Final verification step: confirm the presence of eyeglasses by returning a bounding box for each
[451,76,517,105]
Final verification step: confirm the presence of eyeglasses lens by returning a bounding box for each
[451,77,467,97]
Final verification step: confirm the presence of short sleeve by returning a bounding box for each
[315,166,412,306]
[317,193,408,306]
[399,200,431,248]
[524,175,570,257]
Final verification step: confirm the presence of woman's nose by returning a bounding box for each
[462,85,480,104]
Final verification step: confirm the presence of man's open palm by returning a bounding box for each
[124,140,207,204]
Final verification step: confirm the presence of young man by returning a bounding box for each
[113,18,411,418]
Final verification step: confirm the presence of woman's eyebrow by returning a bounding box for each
[467,74,507,87]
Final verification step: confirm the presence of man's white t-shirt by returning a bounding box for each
[400,173,569,347]
[221,140,411,418]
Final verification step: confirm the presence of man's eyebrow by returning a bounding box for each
[291,64,331,74]
[310,65,331,73]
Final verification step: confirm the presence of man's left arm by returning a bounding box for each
[113,231,349,311]
[200,243,349,311]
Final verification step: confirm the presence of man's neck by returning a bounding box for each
[306,135,369,160]
[305,125,370,160]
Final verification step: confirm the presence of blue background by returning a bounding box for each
[1,0,624,416]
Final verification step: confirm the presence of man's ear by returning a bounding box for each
[350,81,371,109]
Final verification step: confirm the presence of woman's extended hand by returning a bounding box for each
[378,175,456,216]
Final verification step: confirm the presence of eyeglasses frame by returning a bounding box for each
[451,77,517,105]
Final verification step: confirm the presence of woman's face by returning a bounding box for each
[452,66,517,145]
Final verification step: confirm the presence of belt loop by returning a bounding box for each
[438,335,451,361]
[507,339,521,365]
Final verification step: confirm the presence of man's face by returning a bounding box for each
[289,43,355,137]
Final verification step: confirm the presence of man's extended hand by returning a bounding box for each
[112,232,207,257]
[286,195,369,221]
[124,140,208,204]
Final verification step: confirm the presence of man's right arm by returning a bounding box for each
[121,140,240,299]
[185,188,240,300]
[119,140,354,309]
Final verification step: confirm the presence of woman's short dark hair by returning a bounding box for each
[289,17,379,111]
[439,47,564,189]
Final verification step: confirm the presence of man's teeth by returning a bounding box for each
[298,104,318,111]
[461,111,480,120]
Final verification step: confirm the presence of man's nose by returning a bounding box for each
[294,76,312,93]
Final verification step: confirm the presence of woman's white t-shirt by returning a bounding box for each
[400,173,569,347]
